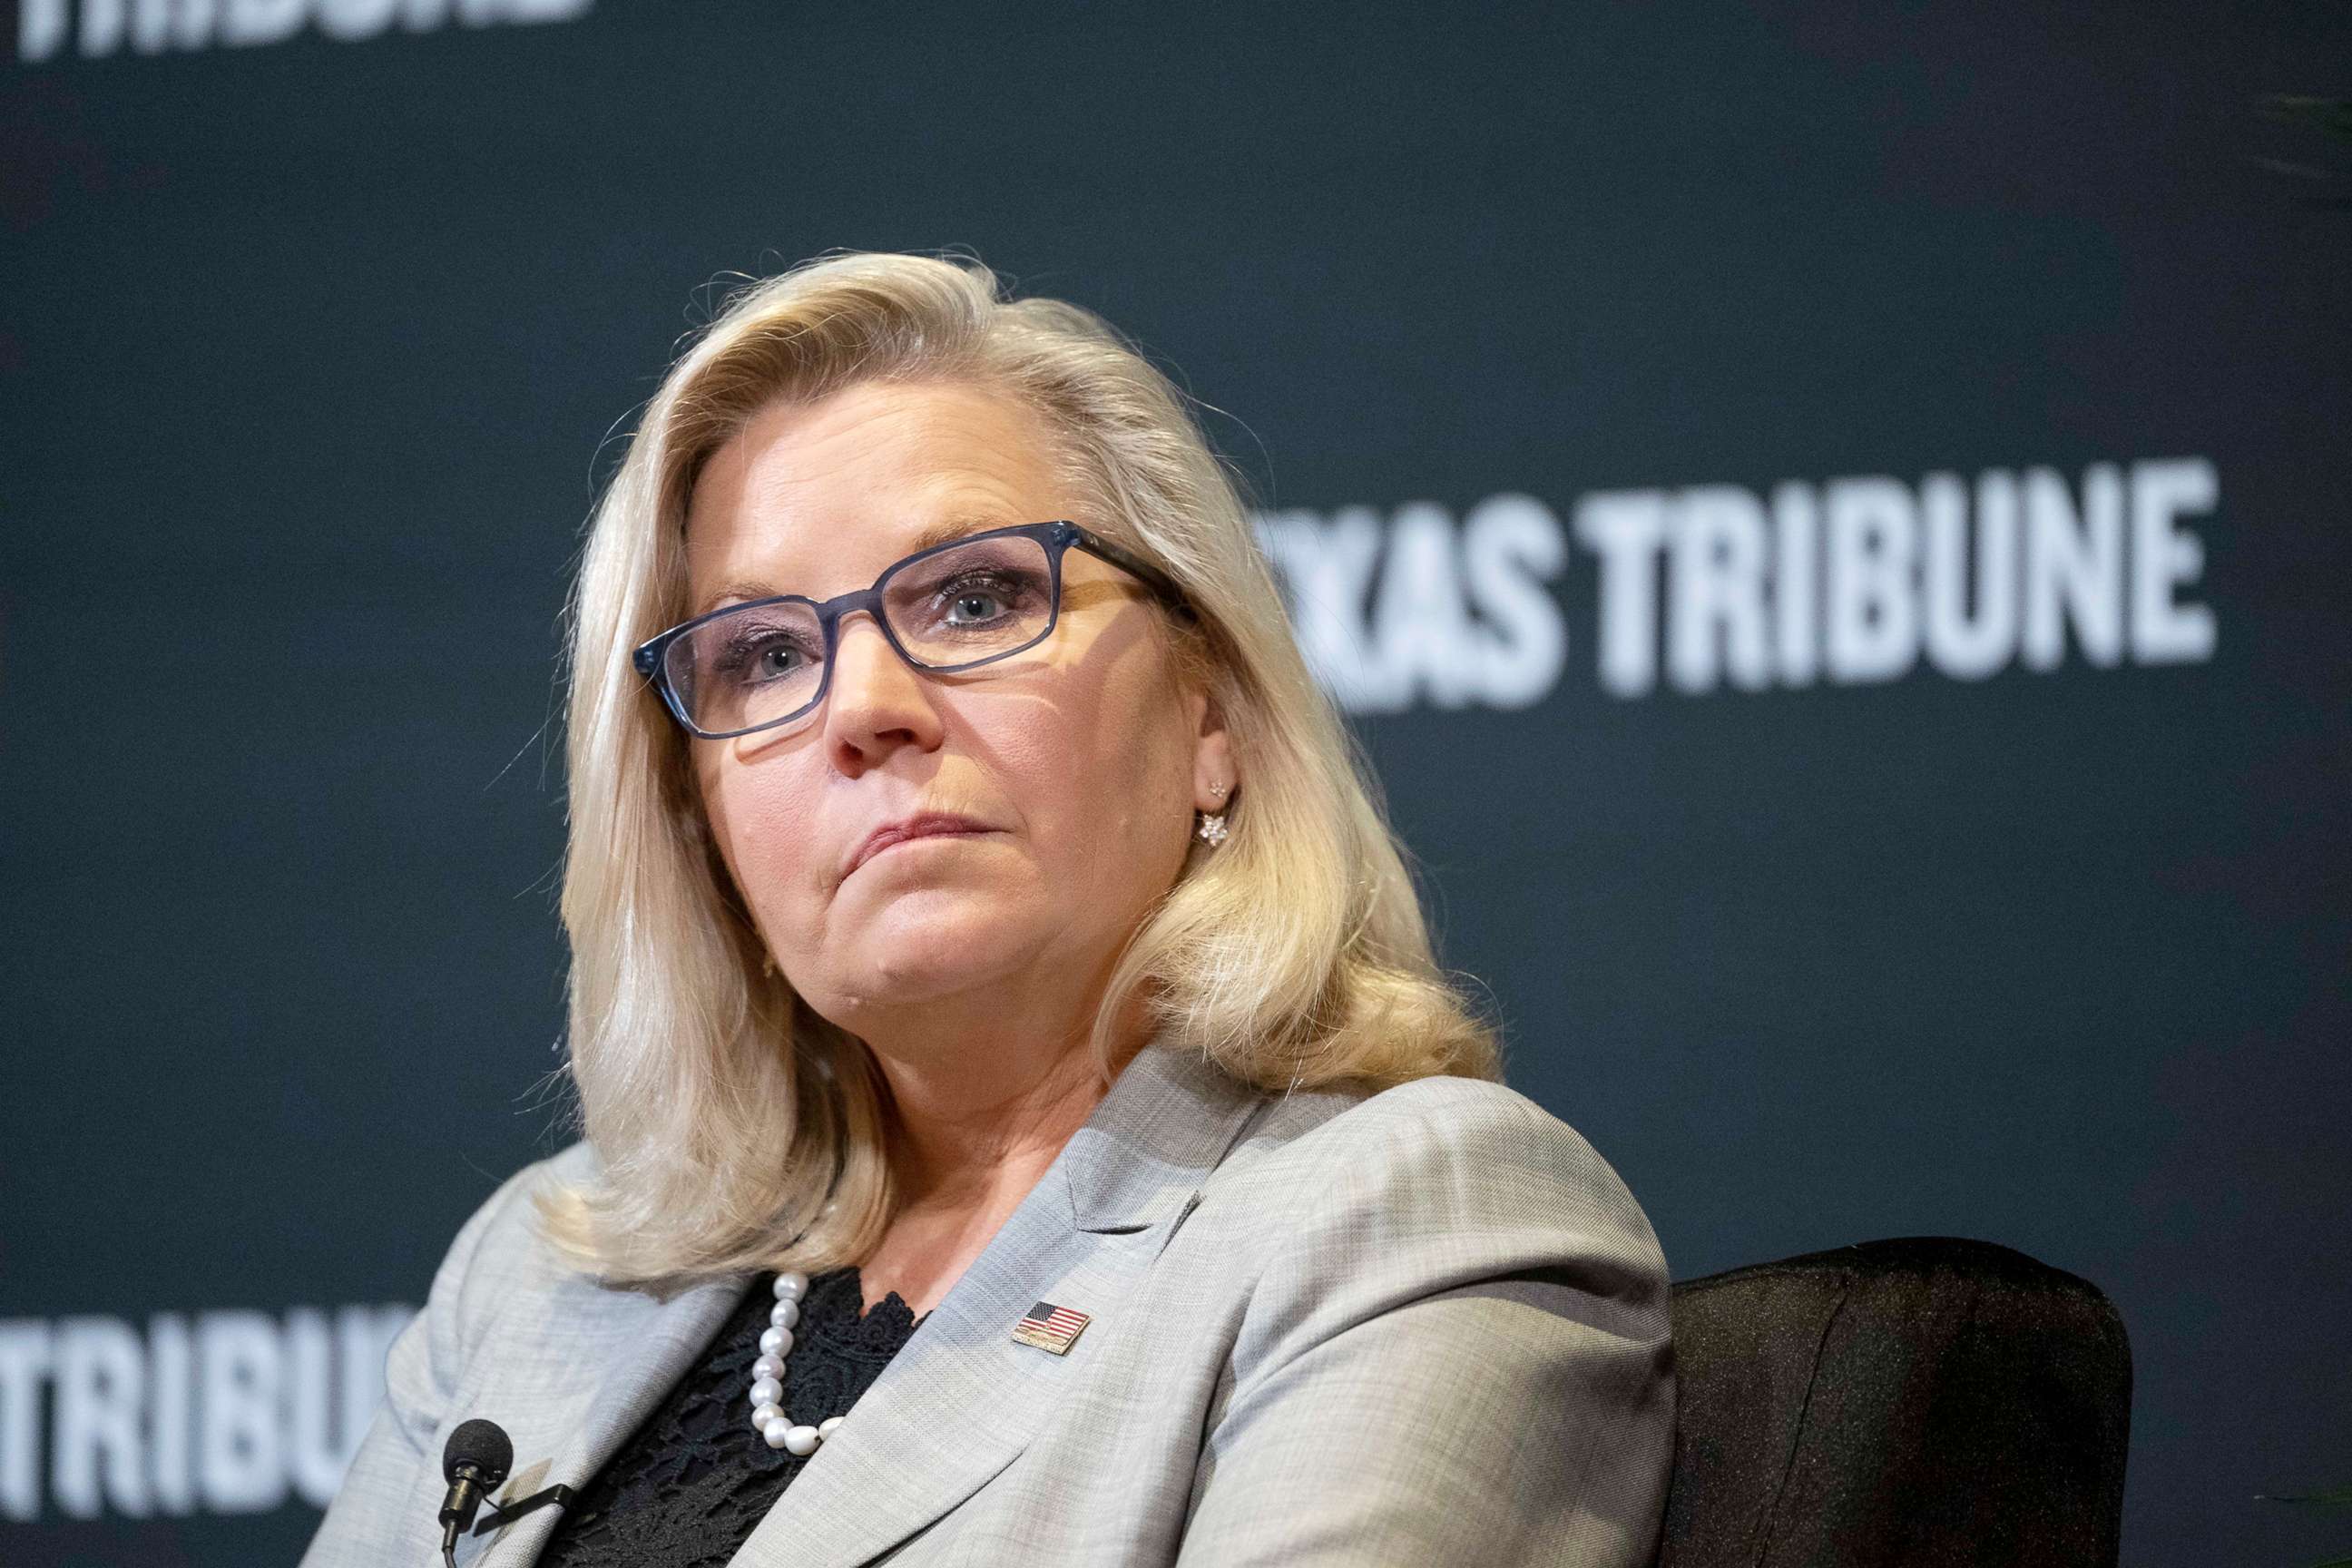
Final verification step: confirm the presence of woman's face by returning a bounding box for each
[681,379,1231,1044]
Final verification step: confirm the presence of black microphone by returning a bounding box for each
[438,1418,513,1560]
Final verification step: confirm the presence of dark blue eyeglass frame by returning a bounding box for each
[631,519,1193,740]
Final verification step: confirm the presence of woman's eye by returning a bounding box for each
[934,573,1030,625]
[715,631,817,684]
[946,587,1010,624]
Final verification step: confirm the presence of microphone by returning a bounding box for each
[432,1416,579,1561]
[438,1418,513,1560]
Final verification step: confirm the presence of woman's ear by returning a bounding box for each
[1191,686,1236,814]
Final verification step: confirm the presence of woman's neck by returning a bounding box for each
[877,1034,1124,1210]
[855,1028,1143,1319]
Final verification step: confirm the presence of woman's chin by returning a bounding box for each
[826,893,1039,1008]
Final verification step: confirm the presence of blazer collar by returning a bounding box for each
[470,1042,1270,1568]
[733,1042,1270,1568]
[1058,1039,1272,1232]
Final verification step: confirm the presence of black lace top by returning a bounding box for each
[538,1268,927,1568]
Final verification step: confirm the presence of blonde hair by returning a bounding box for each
[543,250,1499,1286]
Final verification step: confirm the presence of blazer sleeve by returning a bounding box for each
[1175,1079,1676,1567]
[297,1153,563,1568]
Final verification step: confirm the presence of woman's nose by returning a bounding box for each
[821,613,946,773]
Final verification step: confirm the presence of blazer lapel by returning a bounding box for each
[732,1044,1269,1568]
[461,1272,754,1568]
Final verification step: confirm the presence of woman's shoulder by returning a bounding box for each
[417,1142,606,1338]
[443,1140,600,1254]
[1166,1071,1671,1406]
[1200,1071,1665,1273]
[1220,1070,1627,1188]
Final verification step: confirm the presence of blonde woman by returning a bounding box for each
[299,251,1675,1568]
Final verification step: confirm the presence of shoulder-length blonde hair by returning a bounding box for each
[542,250,1499,1287]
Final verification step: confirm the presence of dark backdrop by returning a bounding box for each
[4,4,2347,1564]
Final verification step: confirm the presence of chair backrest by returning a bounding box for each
[1654,1237,2132,1568]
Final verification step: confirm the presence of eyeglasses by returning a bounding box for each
[632,520,1192,740]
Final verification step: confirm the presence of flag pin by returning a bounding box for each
[1012,1300,1092,1356]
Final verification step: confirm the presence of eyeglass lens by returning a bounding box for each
[664,532,1059,735]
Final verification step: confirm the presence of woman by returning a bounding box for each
[300,251,1675,1567]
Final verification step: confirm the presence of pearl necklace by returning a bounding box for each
[747,1270,845,1455]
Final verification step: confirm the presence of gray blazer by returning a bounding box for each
[300,1045,1675,1566]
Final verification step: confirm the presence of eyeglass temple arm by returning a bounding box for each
[1065,524,1194,618]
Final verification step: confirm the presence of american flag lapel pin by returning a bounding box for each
[1012,1299,1092,1356]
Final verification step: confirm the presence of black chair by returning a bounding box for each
[1655,1237,2132,1568]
